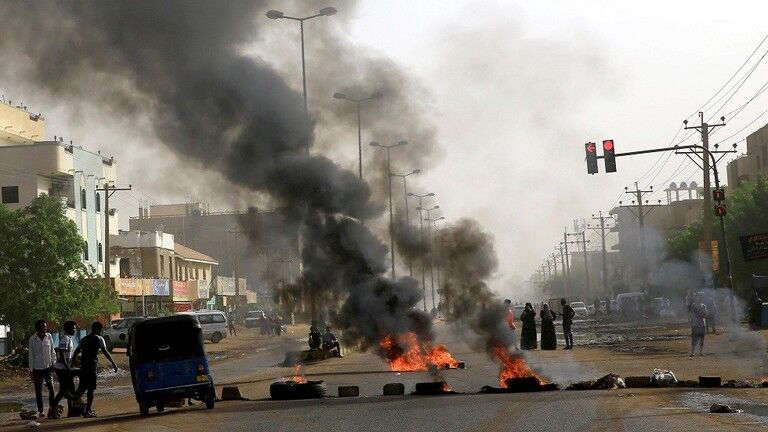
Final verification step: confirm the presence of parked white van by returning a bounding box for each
[179,310,228,343]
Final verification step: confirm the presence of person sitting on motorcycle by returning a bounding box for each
[308,321,322,350]
[322,326,342,357]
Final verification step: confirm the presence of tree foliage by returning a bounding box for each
[666,176,768,296]
[0,195,116,342]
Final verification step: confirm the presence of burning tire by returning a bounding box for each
[270,380,327,400]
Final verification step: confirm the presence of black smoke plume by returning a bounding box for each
[0,1,433,355]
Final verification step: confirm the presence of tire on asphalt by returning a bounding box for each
[155,401,164,413]
[138,400,150,417]
[270,380,327,400]
[211,332,222,344]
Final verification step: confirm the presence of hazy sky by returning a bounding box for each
[4,0,766,296]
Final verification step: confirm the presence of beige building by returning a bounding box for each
[727,122,768,188]
[0,101,118,276]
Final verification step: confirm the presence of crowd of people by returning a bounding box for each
[504,299,576,351]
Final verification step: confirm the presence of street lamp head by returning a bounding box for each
[433,205,440,210]
[411,169,421,175]
[398,140,408,146]
[683,119,688,125]
[266,10,284,19]
[721,116,726,122]
[427,193,435,196]
[319,7,337,16]
[333,92,347,100]
[407,192,415,196]
[369,141,379,147]
[371,91,383,99]
[437,216,445,221]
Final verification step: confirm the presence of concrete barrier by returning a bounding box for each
[338,386,360,397]
[698,376,721,388]
[221,386,245,401]
[623,376,651,388]
[383,383,405,396]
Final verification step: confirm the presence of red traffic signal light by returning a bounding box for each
[714,204,727,217]
[603,139,616,173]
[585,142,598,174]
[713,189,725,201]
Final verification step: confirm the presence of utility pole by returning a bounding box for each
[558,243,567,296]
[562,229,572,298]
[684,112,726,259]
[624,182,654,290]
[97,181,132,288]
[590,211,616,297]
[565,232,590,297]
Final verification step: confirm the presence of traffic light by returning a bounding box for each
[603,139,616,173]
[713,188,725,202]
[585,142,598,174]
[714,204,727,217]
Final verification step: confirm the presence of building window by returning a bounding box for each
[95,192,101,212]
[80,188,87,209]
[83,241,89,261]
[184,267,188,281]
[98,243,103,262]
[1,186,19,204]
[195,268,199,280]
[203,269,207,280]
[159,255,165,277]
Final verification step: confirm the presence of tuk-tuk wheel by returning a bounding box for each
[139,401,150,417]
[156,402,165,412]
[211,332,222,344]
[205,395,215,409]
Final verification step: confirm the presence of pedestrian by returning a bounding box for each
[561,299,575,349]
[539,304,557,350]
[690,294,708,357]
[520,303,538,350]
[749,292,763,330]
[503,299,518,350]
[703,292,717,334]
[28,319,55,419]
[228,309,237,336]
[72,321,118,418]
[50,321,78,419]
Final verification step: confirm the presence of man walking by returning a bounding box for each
[227,309,237,337]
[690,294,708,357]
[28,320,55,419]
[50,321,77,419]
[561,299,575,349]
[504,299,518,350]
[73,322,118,418]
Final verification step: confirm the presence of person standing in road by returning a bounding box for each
[690,294,708,357]
[539,304,557,350]
[561,299,575,349]
[50,321,77,419]
[227,309,237,337]
[72,322,118,418]
[28,319,56,419]
[703,292,717,334]
[520,303,537,350]
[503,299,518,349]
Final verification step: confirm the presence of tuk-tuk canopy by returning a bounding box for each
[130,315,205,363]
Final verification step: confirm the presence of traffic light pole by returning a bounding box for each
[596,143,735,304]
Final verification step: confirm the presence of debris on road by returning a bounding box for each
[698,376,722,388]
[412,381,456,395]
[651,368,677,387]
[566,373,626,390]
[710,403,743,413]
[624,376,652,388]
[270,380,327,400]
[722,379,760,388]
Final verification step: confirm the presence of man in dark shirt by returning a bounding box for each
[72,322,118,418]
[561,299,575,349]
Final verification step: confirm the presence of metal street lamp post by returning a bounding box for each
[333,91,383,179]
[267,6,338,154]
[370,140,408,279]
[425,215,445,312]
[408,192,434,311]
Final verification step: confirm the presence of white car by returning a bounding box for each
[179,310,228,343]
[570,302,589,317]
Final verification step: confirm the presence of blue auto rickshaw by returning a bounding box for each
[128,315,216,416]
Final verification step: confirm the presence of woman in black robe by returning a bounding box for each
[520,303,538,350]
[539,303,557,350]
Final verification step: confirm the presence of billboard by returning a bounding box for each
[172,280,191,301]
[152,279,170,296]
[197,279,210,300]
[740,232,768,262]
[216,276,236,296]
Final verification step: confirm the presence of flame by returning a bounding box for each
[441,382,452,392]
[379,332,460,372]
[493,344,544,388]
[290,365,307,384]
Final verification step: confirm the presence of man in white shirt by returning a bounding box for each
[28,320,55,418]
[50,321,77,419]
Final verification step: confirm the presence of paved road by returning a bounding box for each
[4,321,768,431]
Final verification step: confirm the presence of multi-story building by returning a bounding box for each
[0,101,118,276]
[726,122,768,188]
[129,203,299,307]
[110,230,219,314]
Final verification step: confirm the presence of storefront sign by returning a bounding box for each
[152,279,170,296]
[173,280,191,301]
[216,276,236,296]
[740,232,768,262]
[197,279,210,299]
